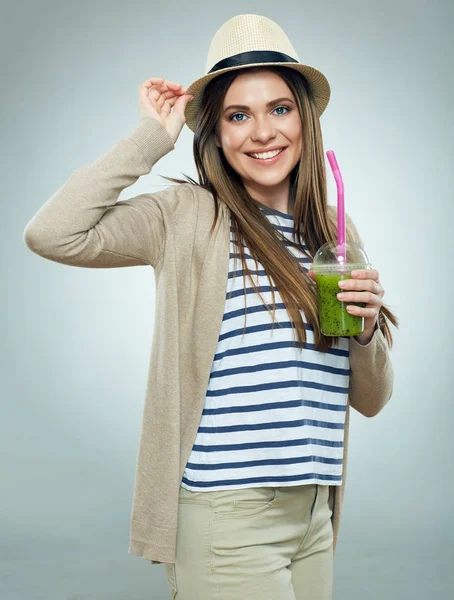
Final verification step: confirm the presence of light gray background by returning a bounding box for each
[2,0,453,598]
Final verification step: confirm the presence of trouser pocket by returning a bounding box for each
[213,486,278,520]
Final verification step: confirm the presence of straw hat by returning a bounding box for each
[184,14,331,133]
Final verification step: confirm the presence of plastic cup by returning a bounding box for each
[311,241,370,337]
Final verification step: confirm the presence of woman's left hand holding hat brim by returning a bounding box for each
[138,77,195,144]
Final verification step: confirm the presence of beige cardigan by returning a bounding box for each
[23,116,394,564]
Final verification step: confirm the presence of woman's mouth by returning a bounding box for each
[245,146,288,165]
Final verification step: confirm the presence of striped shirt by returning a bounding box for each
[181,204,350,491]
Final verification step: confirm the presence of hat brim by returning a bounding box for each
[184,62,331,133]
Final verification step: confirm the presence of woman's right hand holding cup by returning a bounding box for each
[138,77,194,144]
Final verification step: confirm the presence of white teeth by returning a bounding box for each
[249,148,284,159]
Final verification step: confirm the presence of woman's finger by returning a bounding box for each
[338,278,382,295]
[140,78,164,90]
[162,89,181,99]
[143,78,186,93]
[154,94,167,109]
[148,88,185,106]
[148,86,177,103]
[346,305,379,318]
[145,77,165,84]
[351,268,380,280]
[337,291,381,305]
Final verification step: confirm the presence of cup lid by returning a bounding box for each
[311,240,370,273]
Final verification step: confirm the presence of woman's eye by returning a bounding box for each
[229,106,290,122]
[230,113,246,122]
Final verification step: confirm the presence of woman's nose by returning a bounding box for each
[250,117,276,142]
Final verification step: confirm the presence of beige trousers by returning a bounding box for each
[164,482,334,599]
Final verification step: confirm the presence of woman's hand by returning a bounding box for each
[138,77,194,144]
[308,267,385,344]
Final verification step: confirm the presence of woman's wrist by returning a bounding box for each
[354,320,379,345]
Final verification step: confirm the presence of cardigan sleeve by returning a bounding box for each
[327,207,395,417]
[348,326,394,417]
[23,117,186,269]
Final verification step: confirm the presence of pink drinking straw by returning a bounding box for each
[326,150,347,264]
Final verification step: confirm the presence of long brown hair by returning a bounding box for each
[161,65,399,352]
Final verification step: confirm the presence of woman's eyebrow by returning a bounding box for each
[223,97,296,112]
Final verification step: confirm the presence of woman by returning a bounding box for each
[24,13,398,600]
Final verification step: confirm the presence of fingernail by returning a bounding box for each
[338,280,347,288]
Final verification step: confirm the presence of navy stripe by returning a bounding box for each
[221,304,316,336]
[198,418,345,434]
[277,224,305,236]
[230,223,302,236]
[282,239,305,249]
[203,399,346,415]
[226,281,312,300]
[218,320,313,342]
[182,472,342,487]
[206,379,348,397]
[186,455,343,470]
[230,252,311,264]
[192,437,344,452]
[230,223,307,240]
[222,301,315,326]
[210,359,350,379]
[259,205,295,221]
[231,205,300,226]
[213,340,350,361]
[226,284,285,300]
[227,265,311,280]
[231,238,311,253]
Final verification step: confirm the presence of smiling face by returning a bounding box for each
[215,69,303,209]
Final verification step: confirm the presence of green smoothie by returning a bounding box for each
[314,271,366,337]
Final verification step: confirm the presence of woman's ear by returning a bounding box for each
[213,125,222,148]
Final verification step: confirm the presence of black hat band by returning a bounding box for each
[208,50,298,73]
